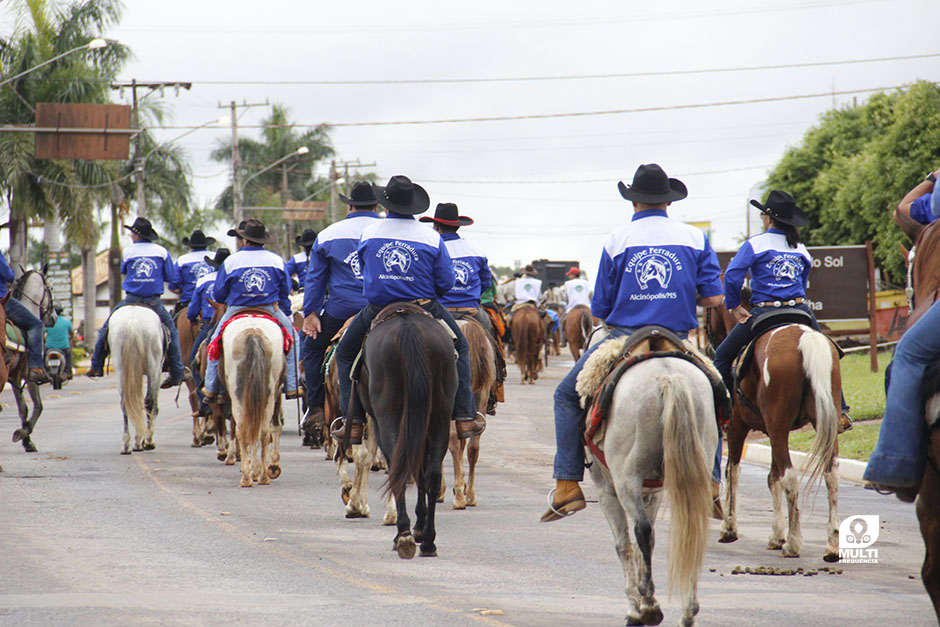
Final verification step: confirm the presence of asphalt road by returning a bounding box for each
[0,357,935,626]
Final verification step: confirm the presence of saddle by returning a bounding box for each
[579,325,732,475]
[5,322,26,354]
[207,309,293,361]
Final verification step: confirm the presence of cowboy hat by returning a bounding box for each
[235,218,275,245]
[206,247,231,269]
[750,190,808,227]
[227,220,247,238]
[565,266,580,277]
[295,228,317,248]
[617,163,688,204]
[371,175,430,216]
[182,229,216,249]
[338,181,379,207]
[522,264,538,277]
[123,217,159,241]
[419,202,474,227]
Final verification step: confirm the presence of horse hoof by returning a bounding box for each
[12,428,26,443]
[202,435,215,446]
[781,544,799,558]
[259,477,271,485]
[395,535,416,559]
[341,486,351,505]
[718,530,738,544]
[268,464,281,479]
[121,449,131,455]
[143,443,156,451]
[240,477,253,488]
[191,439,201,448]
[23,439,37,453]
[413,529,424,542]
[345,509,367,519]
[452,500,466,510]
[419,545,437,557]
[217,452,227,462]
[823,551,840,563]
[767,538,785,550]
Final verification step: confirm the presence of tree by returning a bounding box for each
[765,81,940,284]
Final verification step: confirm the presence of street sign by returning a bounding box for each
[34,103,131,160]
[46,250,73,320]
[281,210,325,221]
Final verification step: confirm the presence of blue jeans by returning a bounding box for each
[864,299,940,488]
[336,301,475,421]
[302,310,346,409]
[6,297,44,369]
[90,295,183,380]
[204,305,299,395]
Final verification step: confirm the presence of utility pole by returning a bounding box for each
[329,160,339,223]
[330,159,375,222]
[219,100,268,225]
[110,80,192,219]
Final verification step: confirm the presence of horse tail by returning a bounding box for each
[387,319,431,497]
[120,322,147,438]
[462,320,495,405]
[579,309,593,347]
[660,370,710,601]
[798,329,838,487]
[235,329,272,447]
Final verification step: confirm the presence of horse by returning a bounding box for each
[441,317,497,509]
[219,315,286,487]
[175,311,213,447]
[561,304,594,361]
[108,306,165,455]
[510,304,543,384]
[716,318,841,562]
[357,304,457,559]
[7,268,55,452]
[544,303,563,360]
[577,329,718,626]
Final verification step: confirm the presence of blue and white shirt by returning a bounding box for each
[438,232,492,308]
[0,252,14,299]
[592,209,722,332]
[303,212,381,320]
[358,213,455,307]
[724,228,812,310]
[213,246,291,311]
[911,192,940,225]
[187,271,218,322]
[285,251,309,287]
[173,249,213,302]
[121,241,179,298]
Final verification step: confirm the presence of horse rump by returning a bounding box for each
[232,328,274,448]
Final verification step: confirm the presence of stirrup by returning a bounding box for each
[544,488,575,519]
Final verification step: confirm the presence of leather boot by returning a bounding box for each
[838,413,853,433]
[711,480,724,520]
[455,413,486,440]
[540,479,586,522]
[331,419,363,445]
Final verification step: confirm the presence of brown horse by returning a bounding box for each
[717,321,841,562]
[176,312,212,447]
[562,304,594,361]
[511,305,544,384]
[545,303,563,360]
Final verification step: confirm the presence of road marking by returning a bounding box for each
[133,455,509,625]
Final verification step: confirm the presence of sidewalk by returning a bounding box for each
[731,442,868,483]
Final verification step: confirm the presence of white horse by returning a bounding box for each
[221,316,285,487]
[578,332,718,626]
[108,306,164,455]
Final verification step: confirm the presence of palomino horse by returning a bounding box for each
[903,217,940,618]
[219,315,286,487]
[358,304,457,559]
[577,329,718,626]
[441,317,497,509]
[108,306,165,454]
[562,304,594,361]
[717,317,841,562]
[511,304,543,384]
[6,268,55,452]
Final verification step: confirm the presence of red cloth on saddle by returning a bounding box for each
[207,312,293,361]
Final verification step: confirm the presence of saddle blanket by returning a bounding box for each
[207,312,293,361]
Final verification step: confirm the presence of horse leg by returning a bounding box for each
[823,457,841,562]
[267,403,282,479]
[393,491,415,559]
[121,406,133,455]
[419,450,444,557]
[719,417,748,543]
[142,386,157,451]
[258,426,272,485]
[918,452,940,621]
[466,434,480,507]
[448,427,467,510]
[235,423,253,487]
[767,464,786,550]
[10,382,35,452]
[780,464,802,557]
[618,482,662,625]
[225,415,238,465]
[590,471,643,624]
[18,382,41,452]
[346,442,372,518]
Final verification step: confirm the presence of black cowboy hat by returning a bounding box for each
[371,175,430,216]
[123,217,159,241]
[295,228,317,248]
[522,264,538,277]
[419,202,474,227]
[182,229,216,249]
[227,220,247,238]
[750,190,809,227]
[206,247,231,269]
[236,218,275,245]
[338,181,378,207]
[617,163,688,204]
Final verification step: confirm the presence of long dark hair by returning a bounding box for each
[771,219,801,249]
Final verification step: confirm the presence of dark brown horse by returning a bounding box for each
[175,312,212,447]
[358,305,457,559]
[511,305,543,384]
[562,304,594,361]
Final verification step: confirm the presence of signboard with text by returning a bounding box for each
[46,250,73,320]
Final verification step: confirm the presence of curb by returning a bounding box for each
[734,443,868,484]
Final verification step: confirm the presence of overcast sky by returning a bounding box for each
[4,0,939,276]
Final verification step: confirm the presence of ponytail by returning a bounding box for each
[772,219,801,249]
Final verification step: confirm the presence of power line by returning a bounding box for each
[170,52,940,86]
[419,165,774,185]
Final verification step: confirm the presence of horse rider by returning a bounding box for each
[864,166,940,502]
[713,191,853,477]
[329,175,486,445]
[563,267,592,313]
[300,181,381,440]
[514,264,542,309]
[286,228,317,289]
[419,202,495,337]
[171,229,215,315]
[201,218,302,402]
[86,217,187,388]
[543,163,724,522]
[46,303,74,379]
[0,251,50,383]
[187,247,231,415]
